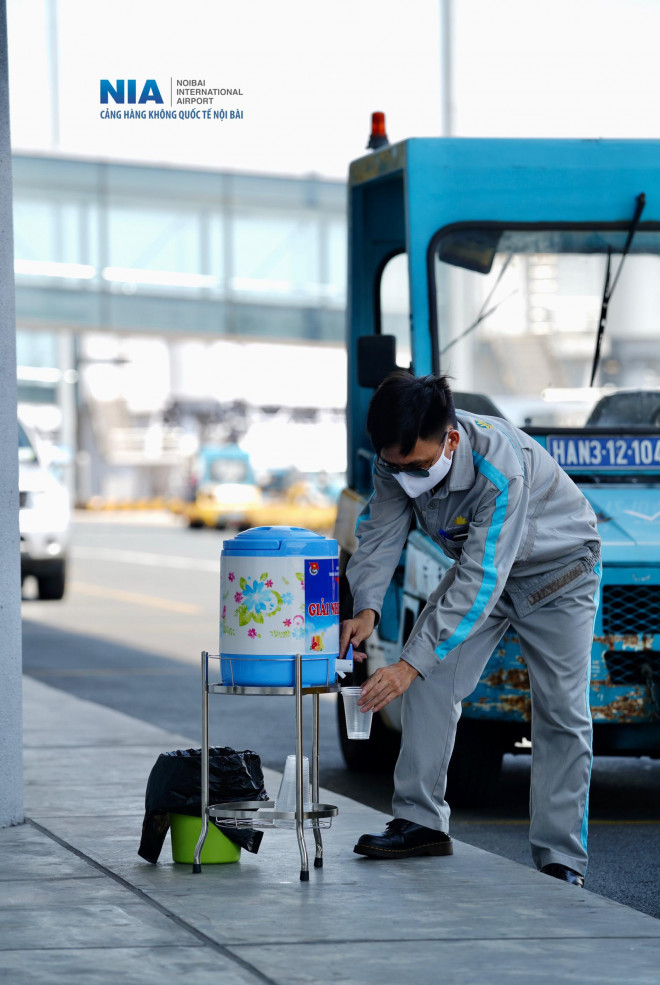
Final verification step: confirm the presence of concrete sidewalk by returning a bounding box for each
[2,678,659,985]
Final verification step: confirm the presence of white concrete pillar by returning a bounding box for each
[0,0,24,827]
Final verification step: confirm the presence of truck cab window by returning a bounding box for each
[379,252,411,371]
[431,227,660,428]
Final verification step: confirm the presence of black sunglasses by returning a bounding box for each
[379,434,450,478]
[379,460,434,478]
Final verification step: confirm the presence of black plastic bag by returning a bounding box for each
[138,746,269,863]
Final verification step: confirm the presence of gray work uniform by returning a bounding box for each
[347,412,601,874]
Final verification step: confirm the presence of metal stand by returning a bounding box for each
[192,651,339,882]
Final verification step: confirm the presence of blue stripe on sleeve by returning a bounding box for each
[434,451,509,661]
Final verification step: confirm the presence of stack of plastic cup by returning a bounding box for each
[274,754,312,828]
[341,686,373,739]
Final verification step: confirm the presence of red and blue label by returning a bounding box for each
[304,557,340,655]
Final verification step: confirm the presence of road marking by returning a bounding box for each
[70,581,203,614]
[71,545,218,573]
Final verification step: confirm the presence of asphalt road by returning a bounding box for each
[21,512,660,920]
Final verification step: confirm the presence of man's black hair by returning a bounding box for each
[366,371,457,456]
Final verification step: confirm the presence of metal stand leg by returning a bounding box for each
[312,692,323,867]
[193,651,210,873]
[295,653,309,881]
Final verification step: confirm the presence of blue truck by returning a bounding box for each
[335,135,660,803]
[183,444,262,529]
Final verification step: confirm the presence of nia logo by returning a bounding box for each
[100,79,164,104]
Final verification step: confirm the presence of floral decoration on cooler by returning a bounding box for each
[221,568,307,643]
[233,572,284,627]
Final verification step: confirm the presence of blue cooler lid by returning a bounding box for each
[222,526,338,557]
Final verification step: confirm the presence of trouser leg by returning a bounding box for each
[392,574,510,831]
[514,570,599,875]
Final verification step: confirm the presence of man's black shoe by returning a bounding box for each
[353,818,453,859]
[540,863,585,887]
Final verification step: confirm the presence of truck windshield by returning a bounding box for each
[207,459,248,484]
[432,227,660,428]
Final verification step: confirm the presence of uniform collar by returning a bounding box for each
[429,421,474,499]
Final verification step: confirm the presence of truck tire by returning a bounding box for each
[37,560,66,601]
[446,718,505,807]
[337,689,401,772]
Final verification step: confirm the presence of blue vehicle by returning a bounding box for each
[335,135,660,803]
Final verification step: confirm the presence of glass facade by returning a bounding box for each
[12,155,351,498]
[12,155,348,350]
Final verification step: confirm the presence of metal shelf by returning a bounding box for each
[193,651,339,881]
[207,683,341,696]
[210,800,338,829]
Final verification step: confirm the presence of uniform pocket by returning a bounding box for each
[508,560,593,618]
[435,530,462,558]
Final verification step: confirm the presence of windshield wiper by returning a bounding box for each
[589,192,646,387]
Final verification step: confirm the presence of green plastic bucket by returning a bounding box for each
[170,813,241,864]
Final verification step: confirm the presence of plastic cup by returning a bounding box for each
[341,687,373,739]
[274,754,312,828]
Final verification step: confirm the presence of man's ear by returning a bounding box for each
[446,429,460,454]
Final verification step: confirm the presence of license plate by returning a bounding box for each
[547,435,660,470]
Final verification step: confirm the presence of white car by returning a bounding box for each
[18,420,71,600]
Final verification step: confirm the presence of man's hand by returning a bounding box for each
[339,609,376,662]
[358,660,419,713]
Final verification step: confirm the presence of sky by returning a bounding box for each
[6,0,441,178]
[7,0,660,180]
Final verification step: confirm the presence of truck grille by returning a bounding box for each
[600,584,660,684]
[602,584,660,636]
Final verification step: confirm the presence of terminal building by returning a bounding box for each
[12,154,371,501]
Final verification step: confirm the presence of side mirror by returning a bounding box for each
[357,335,399,389]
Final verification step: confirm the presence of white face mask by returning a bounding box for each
[391,446,454,497]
